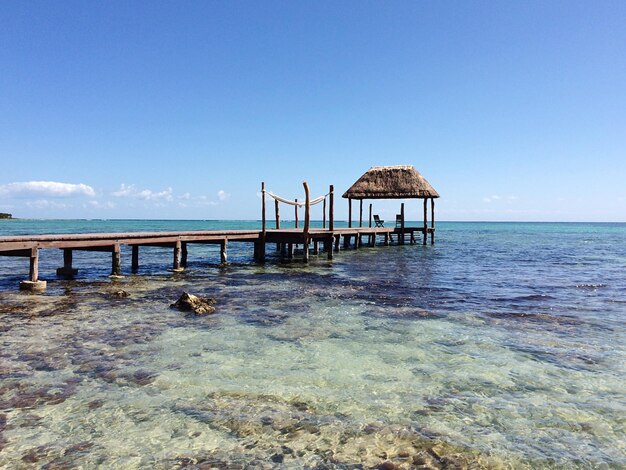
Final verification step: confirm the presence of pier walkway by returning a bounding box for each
[0,226,434,292]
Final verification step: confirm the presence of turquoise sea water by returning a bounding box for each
[0,220,624,468]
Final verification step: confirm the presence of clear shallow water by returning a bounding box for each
[0,221,624,468]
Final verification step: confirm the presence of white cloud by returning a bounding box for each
[112,184,173,202]
[0,181,95,197]
[26,199,70,210]
[217,189,230,201]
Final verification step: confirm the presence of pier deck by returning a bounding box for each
[0,226,434,292]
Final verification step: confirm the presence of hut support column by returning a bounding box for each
[20,248,46,291]
[131,246,139,273]
[423,198,428,245]
[400,203,405,245]
[431,198,435,245]
[313,241,319,255]
[348,198,352,228]
[384,233,390,246]
[327,235,334,260]
[359,200,363,227]
[334,234,341,252]
[111,244,121,277]
[56,248,78,278]
[220,239,228,264]
[368,203,373,244]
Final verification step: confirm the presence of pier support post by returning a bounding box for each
[131,246,139,273]
[56,248,78,278]
[327,236,334,260]
[181,242,188,268]
[313,241,319,255]
[344,234,351,249]
[288,243,294,258]
[20,248,46,292]
[384,233,390,246]
[173,240,183,271]
[303,239,310,263]
[334,234,340,252]
[111,244,121,277]
[220,239,228,264]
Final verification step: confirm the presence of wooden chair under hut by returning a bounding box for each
[342,165,440,245]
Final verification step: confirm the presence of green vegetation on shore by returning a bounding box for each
[0,213,12,220]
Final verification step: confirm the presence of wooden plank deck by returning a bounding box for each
[0,226,435,291]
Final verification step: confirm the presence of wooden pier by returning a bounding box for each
[0,167,439,292]
[0,225,434,292]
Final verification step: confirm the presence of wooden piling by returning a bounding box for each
[220,239,228,264]
[111,244,121,276]
[131,245,139,273]
[181,242,188,268]
[19,247,46,291]
[173,240,182,271]
[323,198,326,229]
[313,241,319,255]
[295,199,298,228]
[56,248,78,277]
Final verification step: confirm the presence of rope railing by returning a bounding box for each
[265,191,327,207]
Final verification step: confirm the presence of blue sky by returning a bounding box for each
[1,1,625,221]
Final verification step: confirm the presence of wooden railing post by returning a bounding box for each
[323,197,327,229]
[329,185,334,231]
[261,182,266,234]
[303,181,311,262]
[294,199,299,228]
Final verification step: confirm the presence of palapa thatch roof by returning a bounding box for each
[342,165,439,200]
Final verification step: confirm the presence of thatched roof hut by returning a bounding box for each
[342,165,439,200]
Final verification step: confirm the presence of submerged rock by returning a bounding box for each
[170,292,217,315]
[111,290,130,298]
